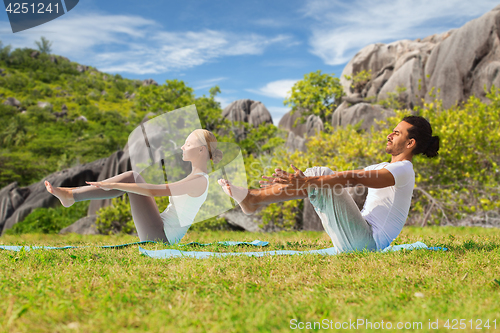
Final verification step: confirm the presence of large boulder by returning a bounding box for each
[424,5,500,108]
[0,158,107,235]
[340,5,500,110]
[332,102,395,131]
[59,215,99,235]
[222,99,273,141]
[278,107,324,152]
[220,206,262,232]
[278,107,323,137]
[87,150,131,216]
[0,183,30,232]
[222,99,273,126]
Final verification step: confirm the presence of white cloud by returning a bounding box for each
[214,96,233,109]
[0,14,157,54]
[253,18,289,28]
[193,77,227,90]
[247,79,299,99]
[0,13,293,74]
[302,0,500,65]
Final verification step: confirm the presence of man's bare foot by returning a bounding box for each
[218,179,257,215]
[44,180,75,207]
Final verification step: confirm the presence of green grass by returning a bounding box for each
[1,226,499,332]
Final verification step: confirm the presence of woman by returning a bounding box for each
[45,129,223,243]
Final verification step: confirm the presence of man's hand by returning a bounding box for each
[259,164,308,190]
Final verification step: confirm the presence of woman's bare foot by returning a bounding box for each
[44,180,75,207]
[218,179,257,215]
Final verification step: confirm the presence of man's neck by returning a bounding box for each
[390,154,413,163]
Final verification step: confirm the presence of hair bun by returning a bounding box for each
[212,149,223,164]
[424,136,440,158]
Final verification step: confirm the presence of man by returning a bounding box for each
[219,116,440,253]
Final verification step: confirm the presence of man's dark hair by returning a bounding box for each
[402,116,439,158]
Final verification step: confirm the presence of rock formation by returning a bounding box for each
[222,99,273,141]
[332,102,395,131]
[220,206,262,232]
[0,158,107,235]
[3,97,21,108]
[142,79,158,86]
[278,107,324,152]
[222,99,273,126]
[59,215,99,235]
[0,112,153,234]
[340,5,500,111]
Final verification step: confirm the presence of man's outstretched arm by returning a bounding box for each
[310,168,395,189]
[269,165,396,190]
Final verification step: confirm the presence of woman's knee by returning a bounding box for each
[120,171,137,183]
[122,170,141,183]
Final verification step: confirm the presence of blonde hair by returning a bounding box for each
[193,129,223,164]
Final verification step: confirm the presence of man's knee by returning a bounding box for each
[304,166,335,177]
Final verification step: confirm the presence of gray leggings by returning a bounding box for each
[72,171,168,242]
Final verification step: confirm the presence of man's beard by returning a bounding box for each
[386,142,403,156]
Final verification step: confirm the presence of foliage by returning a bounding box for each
[95,195,136,235]
[95,193,234,234]
[237,123,286,156]
[378,85,408,110]
[260,200,303,230]
[4,201,89,235]
[402,90,500,224]
[0,47,139,187]
[284,70,344,126]
[257,88,500,229]
[0,43,288,234]
[189,217,234,231]
[34,37,52,54]
[344,69,372,92]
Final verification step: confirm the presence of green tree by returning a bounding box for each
[0,41,11,60]
[35,36,52,54]
[209,85,221,97]
[284,70,344,127]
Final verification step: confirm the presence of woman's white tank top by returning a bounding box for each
[161,172,209,243]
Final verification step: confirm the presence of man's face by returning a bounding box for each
[386,121,413,156]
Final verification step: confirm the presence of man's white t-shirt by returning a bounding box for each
[360,160,415,250]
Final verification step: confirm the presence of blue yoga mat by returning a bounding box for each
[139,241,448,259]
[0,240,269,252]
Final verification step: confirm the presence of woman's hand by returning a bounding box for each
[259,164,308,189]
[86,181,117,191]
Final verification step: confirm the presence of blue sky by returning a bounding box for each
[1,0,498,124]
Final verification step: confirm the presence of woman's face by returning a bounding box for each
[180,133,205,162]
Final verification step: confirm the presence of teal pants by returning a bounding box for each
[304,166,378,253]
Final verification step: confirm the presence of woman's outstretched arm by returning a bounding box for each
[87,173,208,198]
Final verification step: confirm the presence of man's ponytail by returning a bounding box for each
[402,116,439,158]
[423,135,439,158]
